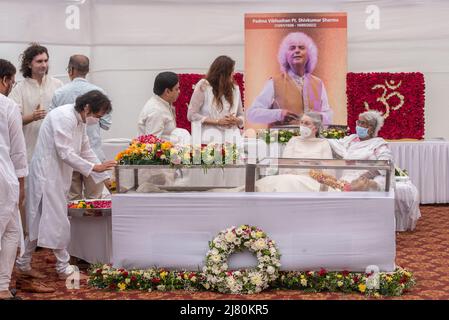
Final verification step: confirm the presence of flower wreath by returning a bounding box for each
[202,225,281,294]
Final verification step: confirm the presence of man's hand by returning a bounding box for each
[32,105,47,121]
[93,160,117,173]
[104,178,112,191]
[281,110,300,123]
[350,176,379,191]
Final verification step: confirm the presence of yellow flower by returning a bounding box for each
[386,276,392,282]
[358,283,366,293]
[161,142,172,151]
[118,283,127,291]
[337,274,343,279]
[255,231,264,238]
[300,275,305,279]
[374,292,380,298]
[160,271,168,279]
[337,281,343,287]
[125,278,131,284]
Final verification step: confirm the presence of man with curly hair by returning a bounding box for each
[9,43,63,164]
[247,32,333,126]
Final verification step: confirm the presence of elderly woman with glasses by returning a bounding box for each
[328,110,393,191]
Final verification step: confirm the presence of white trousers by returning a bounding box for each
[15,237,70,274]
[0,215,20,291]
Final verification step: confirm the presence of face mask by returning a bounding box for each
[299,125,313,139]
[86,116,99,125]
[356,126,369,139]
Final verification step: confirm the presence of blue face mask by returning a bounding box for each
[356,126,369,139]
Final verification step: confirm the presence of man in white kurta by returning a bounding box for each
[9,44,63,164]
[16,91,114,280]
[137,72,180,140]
[49,55,112,200]
[0,60,28,299]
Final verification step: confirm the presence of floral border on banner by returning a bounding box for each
[173,73,245,133]
[347,72,425,139]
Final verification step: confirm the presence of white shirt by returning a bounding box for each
[0,93,28,247]
[26,104,108,249]
[187,79,244,144]
[137,95,176,141]
[49,77,111,161]
[9,75,63,163]
[247,70,333,125]
[328,134,393,189]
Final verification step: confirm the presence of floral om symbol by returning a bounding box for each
[363,80,405,118]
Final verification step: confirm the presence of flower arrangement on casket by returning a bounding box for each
[115,134,242,168]
[258,126,348,145]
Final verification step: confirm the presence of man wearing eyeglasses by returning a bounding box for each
[49,55,112,200]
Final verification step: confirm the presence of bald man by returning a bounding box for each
[49,55,112,200]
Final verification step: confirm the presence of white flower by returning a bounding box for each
[203,283,210,289]
[269,247,277,255]
[221,263,228,271]
[251,231,257,238]
[212,266,220,275]
[226,277,236,287]
[250,273,264,286]
[267,266,275,275]
[157,285,166,291]
[224,231,236,243]
[235,228,243,235]
[210,248,219,256]
[253,238,267,250]
[210,254,221,263]
[234,238,241,245]
[300,279,308,286]
[337,281,343,287]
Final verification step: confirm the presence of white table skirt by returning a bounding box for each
[68,216,112,264]
[389,140,449,204]
[111,192,396,272]
[394,180,421,232]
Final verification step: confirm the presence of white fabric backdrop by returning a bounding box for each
[112,192,396,272]
[1,0,449,140]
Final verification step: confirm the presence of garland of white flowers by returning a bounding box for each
[202,225,281,294]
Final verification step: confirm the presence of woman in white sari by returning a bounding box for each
[328,110,392,191]
[254,112,333,192]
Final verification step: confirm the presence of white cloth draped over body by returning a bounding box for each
[9,75,63,163]
[328,134,393,190]
[257,137,334,192]
[0,94,28,253]
[26,104,108,249]
[218,137,334,193]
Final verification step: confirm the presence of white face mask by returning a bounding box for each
[299,125,313,139]
[86,116,99,125]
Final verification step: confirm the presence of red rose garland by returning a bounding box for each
[347,72,425,139]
